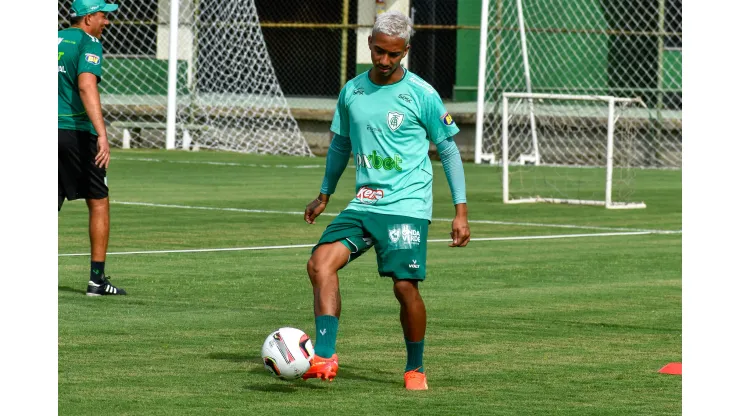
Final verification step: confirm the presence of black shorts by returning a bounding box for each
[58,129,108,209]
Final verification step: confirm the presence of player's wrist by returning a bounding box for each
[316,193,330,204]
[454,203,468,216]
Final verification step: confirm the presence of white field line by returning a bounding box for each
[112,156,441,169]
[58,231,653,257]
[110,200,682,235]
[112,156,324,169]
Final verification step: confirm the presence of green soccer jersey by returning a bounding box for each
[58,28,104,135]
[330,69,460,221]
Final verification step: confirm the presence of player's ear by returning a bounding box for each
[368,35,373,49]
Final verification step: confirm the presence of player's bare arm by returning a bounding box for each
[78,72,110,168]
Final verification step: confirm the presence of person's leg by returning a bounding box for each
[393,278,429,390]
[306,241,350,358]
[82,133,125,296]
[368,214,429,389]
[86,197,109,282]
[393,278,427,372]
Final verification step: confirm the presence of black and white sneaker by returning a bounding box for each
[86,277,127,296]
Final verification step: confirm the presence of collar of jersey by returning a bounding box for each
[366,67,408,88]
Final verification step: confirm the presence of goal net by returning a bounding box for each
[475,0,682,197]
[501,93,646,209]
[57,0,313,156]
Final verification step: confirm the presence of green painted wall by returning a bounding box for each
[662,50,681,90]
[356,63,373,75]
[453,0,681,104]
[100,58,188,95]
[455,1,482,101]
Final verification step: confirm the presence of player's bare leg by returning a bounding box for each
[307,242,348,318]
[87,197,109,262]
[304,242,349,380]
[393,278,429,390]
[85,197,125,296]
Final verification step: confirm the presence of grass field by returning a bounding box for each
[58,149,681,415]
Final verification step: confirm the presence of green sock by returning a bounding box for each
[314,315,339,358]
[405,338,425,373]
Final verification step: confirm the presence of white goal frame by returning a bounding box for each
[501,92,647,210]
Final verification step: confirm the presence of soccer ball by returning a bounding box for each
[261,327,314,380]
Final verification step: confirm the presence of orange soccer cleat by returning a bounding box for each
[302,353,339,381]
[403,370,428,390]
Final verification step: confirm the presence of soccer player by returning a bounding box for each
[58,0,126,296]
[302,10,470,390]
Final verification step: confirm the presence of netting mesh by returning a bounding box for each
[57,0,312,156]
[479,0,681,168]
[505,95,643,206]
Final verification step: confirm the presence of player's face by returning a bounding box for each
[368,33,409,78]
[86,12,111,39]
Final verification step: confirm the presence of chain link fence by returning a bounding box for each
[58,0,681,165]
[477,0,682,168]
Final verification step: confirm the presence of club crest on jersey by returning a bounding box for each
[387,112,404,131]
[85,53,100,65]
[441,112,454,126]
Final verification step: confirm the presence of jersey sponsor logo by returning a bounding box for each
[398,94,412,103]
[58,65,67,73]
[356,186,384,205]
[388,224,422,249]
[353,88,365,95]
[85,53,101,65]
[408,260,420,269]
[441,112,455,126]
[355,150,403,171]
[387,111,404,131]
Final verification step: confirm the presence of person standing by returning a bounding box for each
[58,0,126,296]
[302,10,469,390]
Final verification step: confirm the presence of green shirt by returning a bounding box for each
[330,69,460,221]
[58,28,104,135]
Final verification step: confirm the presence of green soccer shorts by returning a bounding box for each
[313,209,429,280]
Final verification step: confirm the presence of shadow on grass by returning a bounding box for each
[58,285,86,295]
[209,351,397,389]
[245,381,326,392]
[334,363,396,384]
[208,352,261,363]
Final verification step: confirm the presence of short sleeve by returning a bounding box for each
[421,91,460,145]
[330,85,350,137]
[78,37,103,81]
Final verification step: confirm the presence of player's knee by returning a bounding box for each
[393,279,420,302]
[306,255,335,283]
[86,197,109,212]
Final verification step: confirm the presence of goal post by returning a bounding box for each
[475,0,682,208]
[57,0,313,156]
[501,92,646,209]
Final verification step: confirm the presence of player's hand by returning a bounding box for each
[449,212,470,247]
[305,195,329,224]
[95,135,111,169]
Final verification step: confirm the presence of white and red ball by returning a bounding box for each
[261,327,314,380]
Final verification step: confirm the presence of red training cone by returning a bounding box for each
[658,362,681,375]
